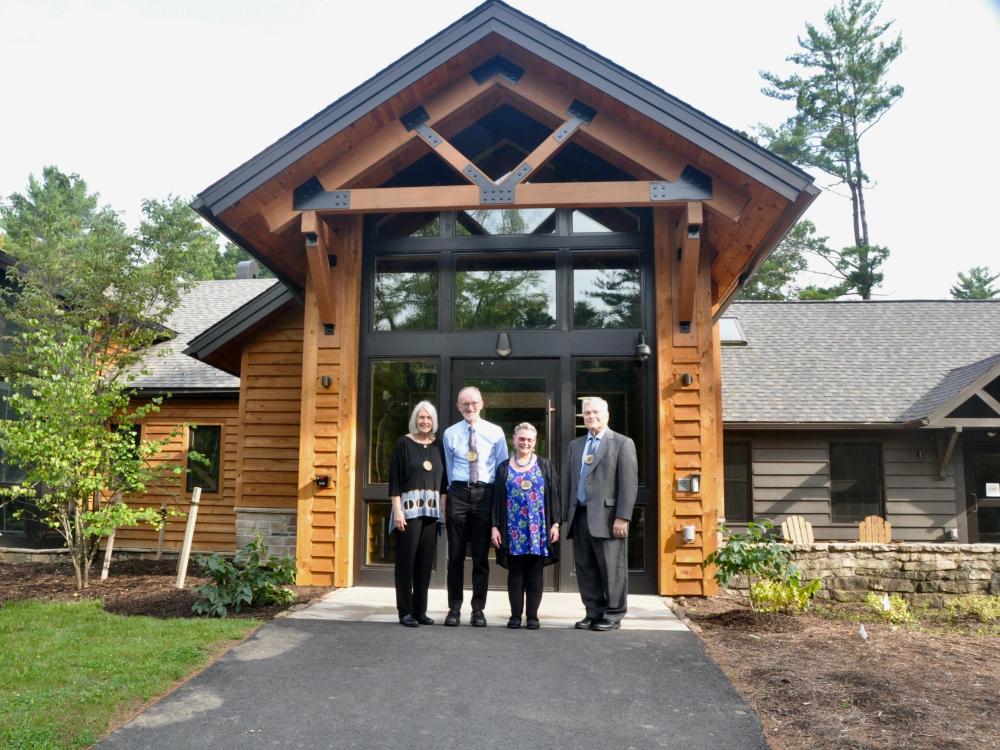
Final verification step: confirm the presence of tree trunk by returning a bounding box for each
[852,119,871,248]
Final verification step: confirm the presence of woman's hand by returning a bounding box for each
[392,499,406,532]
[491,526,502,548]
[549,523,560,543]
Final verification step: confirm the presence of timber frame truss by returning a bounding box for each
[268,55,743,332]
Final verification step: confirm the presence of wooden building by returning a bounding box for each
[178,0,819,595]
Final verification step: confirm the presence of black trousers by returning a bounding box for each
[446,483,492,611]
[572,508,628,622]
[507,554,544,620]
[394,516,437,618]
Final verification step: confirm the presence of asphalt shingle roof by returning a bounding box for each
[130,279,277,393]
[721,300,1000,425]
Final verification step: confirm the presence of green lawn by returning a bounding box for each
[0,600,257,749]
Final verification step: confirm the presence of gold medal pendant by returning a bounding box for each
[584,454,594,465]
[520,479,532,491]
[466,450,478,462]
[422,460,433,471]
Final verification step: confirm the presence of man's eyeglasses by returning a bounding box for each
[459,401,482,408]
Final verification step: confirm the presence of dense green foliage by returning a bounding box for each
[945,595,1000,623]
[0,600,253,749]
[192,532,297,617]
[740,220,820,300]
[950,266,999,300]
[0,168,202,588]
[760,0,903,299]
[705,520,821,612]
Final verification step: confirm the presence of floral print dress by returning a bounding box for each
[506,461,549,558]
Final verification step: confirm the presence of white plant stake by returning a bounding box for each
[881,593,891,612]
[859,623,869,642]
[175,487,201,589]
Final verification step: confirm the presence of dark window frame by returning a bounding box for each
[186,424,222,494]
[829,442,885,523]
[722,440,754,522]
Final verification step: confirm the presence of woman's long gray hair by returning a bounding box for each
[408,400,439,434]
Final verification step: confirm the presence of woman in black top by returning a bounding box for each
[491,422,560,630]
[388,400,447,627]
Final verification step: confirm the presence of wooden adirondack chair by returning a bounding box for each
[858,515,892,543]
[781,515,814,544]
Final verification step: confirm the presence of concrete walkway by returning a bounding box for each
[98,588,768,750]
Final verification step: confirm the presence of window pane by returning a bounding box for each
[572,209,639,233]
[187,425,221,493]
[1,381,27,485]
[456,209,556,236]
[374,213,440,238]
[369,359,438,484]
[723,442,752,521]
[366,501,397,565]
[573,254,641,329]
[830,443,883,522]
[628,506,645,571]
[574,359,645,486]
[373,257,438,331]
[455,255,556,330]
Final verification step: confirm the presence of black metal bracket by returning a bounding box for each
[295,177,350,211]
[554,100,598,143]
[470,55,525,85]
[400,106,430,131]
[462,163,517,204]
[650,166,714,202]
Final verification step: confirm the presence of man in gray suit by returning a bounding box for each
[564,396,638,631]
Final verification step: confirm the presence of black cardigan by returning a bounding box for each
[491,456,560,568]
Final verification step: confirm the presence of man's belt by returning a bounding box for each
[450,480,490,488]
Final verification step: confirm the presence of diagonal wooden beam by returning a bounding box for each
[301,212,337,326]
[674,202,703,332]
[977,388,1000,417]
[496,73,748,222]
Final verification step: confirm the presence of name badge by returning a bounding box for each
[466,450,478,462]
[520,479,532,491]
[584,454,594,465]
[422,460,433,471]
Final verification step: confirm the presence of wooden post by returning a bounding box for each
[175,487,201,589]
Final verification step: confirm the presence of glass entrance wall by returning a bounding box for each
[356,208,657,591]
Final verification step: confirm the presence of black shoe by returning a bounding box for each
[471,610,487,627]
[444,609,460,627]
[400,614,419,627]
[416,614,434,626]
[591,618,620,631]
[506,616,521,629]
[574,617,596,630]
[526,618,540,630]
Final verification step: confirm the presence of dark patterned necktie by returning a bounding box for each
[469,426,478,483]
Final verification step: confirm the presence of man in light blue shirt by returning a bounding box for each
[442,386,507,627]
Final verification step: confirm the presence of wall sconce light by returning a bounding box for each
[675,473,701,493]
[320,375,332,388]
[634,331,651,361]
[682,525,697,544]
[496,332,512,357]
[946,527,959,542]
[315,475,330,489]
[679,372,693,387]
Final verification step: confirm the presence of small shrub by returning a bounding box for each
[865,592,914,624]
[703,520,797,587]
[751,576,822,613]
[945,595,1000,623]
[192,532,296,617]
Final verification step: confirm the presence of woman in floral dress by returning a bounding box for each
[491,422,560,629]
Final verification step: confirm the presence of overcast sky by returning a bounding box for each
[2,0,998,298]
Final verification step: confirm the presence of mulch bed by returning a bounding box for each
[0,559,334,619]
[677,596,1000,750]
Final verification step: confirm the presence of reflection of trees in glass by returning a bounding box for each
[373,269,437,331]
[574,267,640,328]
[455,269,555,329]
[369,360,437,485]
[457,209,555,236]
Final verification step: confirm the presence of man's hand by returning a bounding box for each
[612,518,629,539]
[549,524,560,543]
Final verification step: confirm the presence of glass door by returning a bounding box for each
[966,444,1000,542]
[451,358,560,590]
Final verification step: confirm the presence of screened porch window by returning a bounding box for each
[723,441,753,521]
[830,443,884,522]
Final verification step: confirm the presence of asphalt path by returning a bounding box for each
[98,618,768,750]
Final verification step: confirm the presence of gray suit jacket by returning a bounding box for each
[563,429,638,539]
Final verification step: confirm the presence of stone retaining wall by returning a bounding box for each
[235,507,297,560]
[727,543,1000,605]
